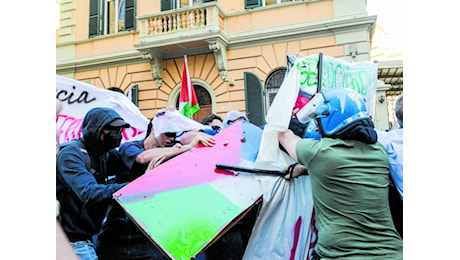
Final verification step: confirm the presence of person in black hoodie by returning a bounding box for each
[56,107,131,260]
[96,107,214,260]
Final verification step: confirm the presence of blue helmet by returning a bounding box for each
[303,119,321,140]
[313,88,369,137]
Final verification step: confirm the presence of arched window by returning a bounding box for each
[170,79,215,122]
[265,68,287,112]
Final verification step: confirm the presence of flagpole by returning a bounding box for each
[184,55,192,114]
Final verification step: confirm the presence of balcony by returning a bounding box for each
[134,2,228,86]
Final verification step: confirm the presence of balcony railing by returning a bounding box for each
[137,3,226,37]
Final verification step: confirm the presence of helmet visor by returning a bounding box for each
[296,93,325,123]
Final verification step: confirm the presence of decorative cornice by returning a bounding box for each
[56,49,143,74]
[227,14,376,49]
[141,51,152,60]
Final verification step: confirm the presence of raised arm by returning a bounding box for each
[136,133,215,165]
[136,144,193,164]
[278,129,301,162]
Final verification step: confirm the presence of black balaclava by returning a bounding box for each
[103,127,123,150]
[324,118,378,144]
[81,107,127,156]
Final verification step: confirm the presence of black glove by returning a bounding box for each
[288,116,307,137]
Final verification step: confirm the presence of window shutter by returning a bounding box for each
[89,0,100,37]
[125,0,136,31]
[161,0,173,11]
[128,84,139,106]
[245,0,262,9]
[244,72,265,126]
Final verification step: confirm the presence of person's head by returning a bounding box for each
[305,88,369,138]
[144,110,178,148]
[156,132,177,147]
[201,114,223,131]
[222,110,249,129]
[395,95,403,128]
[82,107,130,153]
[108,87,125,94]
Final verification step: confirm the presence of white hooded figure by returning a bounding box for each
[151,109,208,137]
[222,110,249,129]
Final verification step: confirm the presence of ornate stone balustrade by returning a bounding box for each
[138,4,226,37]
[135,3,228,87]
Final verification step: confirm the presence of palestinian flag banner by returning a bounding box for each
[113,121,264,259]
[179,56,200,118]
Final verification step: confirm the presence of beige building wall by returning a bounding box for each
[224,1,334,34]
[57,0,373,120]
[71,34,343,119]
[63,1,335,60]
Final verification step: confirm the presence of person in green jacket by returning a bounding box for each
[279,88,402,259]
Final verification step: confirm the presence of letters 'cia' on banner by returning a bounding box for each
[291,54,378,117]
[113,121,263,260]
[55,75,149,145]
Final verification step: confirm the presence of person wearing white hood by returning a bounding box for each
[221,110,249,129]
[118,106,215,179]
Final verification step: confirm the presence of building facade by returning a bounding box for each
[56,0,377,125]
[371,23,403,130]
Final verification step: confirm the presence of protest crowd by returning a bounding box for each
[56,54,403,260]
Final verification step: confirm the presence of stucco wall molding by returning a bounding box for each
[227,14,376,50]
[56,49,143,74]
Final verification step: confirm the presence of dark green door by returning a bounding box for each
[244,72,265,126]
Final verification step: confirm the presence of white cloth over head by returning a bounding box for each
[152,110,209,137]
[222,110,249,129]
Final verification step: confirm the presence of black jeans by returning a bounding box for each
[96,215,168,260]
[205,203,260,260]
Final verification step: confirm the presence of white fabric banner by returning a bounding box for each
[248,54,378,259]
[254,54,378,169]
[243,169,317,260]
[246,64,317,258]
[56,75,149,145]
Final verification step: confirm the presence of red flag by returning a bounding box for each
[179,56,200,118]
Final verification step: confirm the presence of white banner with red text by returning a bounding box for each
[56,75,149,145]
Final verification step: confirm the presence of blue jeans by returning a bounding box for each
[70,240,98,260]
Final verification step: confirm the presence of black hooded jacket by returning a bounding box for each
[56,107,128,242]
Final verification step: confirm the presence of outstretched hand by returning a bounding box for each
[190,133,216,148]
[145,155,166,173]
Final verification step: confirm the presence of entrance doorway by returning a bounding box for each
[174,84,213,123]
